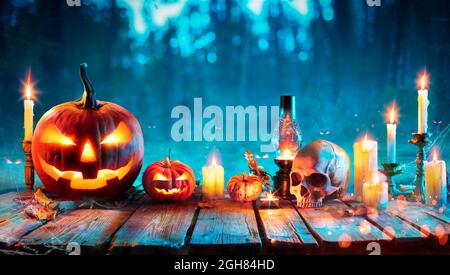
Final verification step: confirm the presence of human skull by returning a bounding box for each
[290,140,350,208]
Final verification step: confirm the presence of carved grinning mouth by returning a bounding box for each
[38,156,134,190]
[154,187,186,195]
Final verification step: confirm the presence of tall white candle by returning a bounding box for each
[354,134,378,202]
[387,107,397,163]
[202,155,224,200]
[23,80,34,142]
[425,151,447,207]
[418,74,429,134]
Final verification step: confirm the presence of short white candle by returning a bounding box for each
[363,176,388,210]
[202,155,224,200]
[425,151,447,207]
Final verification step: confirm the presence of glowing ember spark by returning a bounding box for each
[359,220,372,235]
[338,234,352,248]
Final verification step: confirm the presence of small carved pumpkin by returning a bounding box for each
[32,64,144,200]
[142,156,196,202]
[227,172,263,202]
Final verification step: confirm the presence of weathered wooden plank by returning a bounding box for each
[189,200,261,254]
[0,192,46,248]
[296,200,391,250]
[388,200,450,239]
[18,205,139,254]
[392,200,450,224]
[0,212,46,249]
[343,200,426,242]
[257,201,318,252]
[109,199,198,254]
[0,192,29,220]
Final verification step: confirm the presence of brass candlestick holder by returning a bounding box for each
[408,133,430,203]
[22,140,34,191]
[379,163,403,197]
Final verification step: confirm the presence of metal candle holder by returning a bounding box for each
[22,140,34,191]
[379,163,402,197]
[274,158,293,199]
[408,133,430,203]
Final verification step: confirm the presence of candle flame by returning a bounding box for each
[374,174,379,183]
[433,151,438,162]
[417,71,429,90]
[261,192,279,202]
[389,106,397,124]
[211,155,217,167]
[26,85,31,100]
[277,149,295,160]
[25,71,32,100]
[420,75,427,90]
[362,134,370,152]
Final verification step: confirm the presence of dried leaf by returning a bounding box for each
[24,204,56,221]
[34,189,58,209]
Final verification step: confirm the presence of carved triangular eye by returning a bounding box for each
[176,173,188,181]
[41,124,76,146]
[153,172,168,181]
[101,122,132,145]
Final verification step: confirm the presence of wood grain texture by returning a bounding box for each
[297,200,391,246]
[109,199,198,254]
[18,206,138,254]
[343,200,426,242]
[388,200,450,239]
[189,200,261,254]
[0,192,45,248]
[257,201,318,252]
[392,200,450,224]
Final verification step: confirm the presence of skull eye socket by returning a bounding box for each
[40,125,76,146]
[101,122,132,145]
[290,172,303,187]
[153,173,168,181]
[308,173,329,187]
[176,173,188,181]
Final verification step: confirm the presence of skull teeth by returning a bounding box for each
[298,200,323,208]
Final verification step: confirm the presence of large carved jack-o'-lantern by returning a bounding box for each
[32,63,144,200]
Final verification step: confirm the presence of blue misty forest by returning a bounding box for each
[0,0,449,194]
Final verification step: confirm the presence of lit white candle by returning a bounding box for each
[202,154,224,200]
[386,106,397,163]
[425,151,447,207]
[23,75,34,142]
[417,73,429,134]
[363,175,388,210]
[354,134,378,201]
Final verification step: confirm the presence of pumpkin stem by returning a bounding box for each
[168,148,172,160]
[242,171,248,181]
[79,63,99,110]
[163,157,171,168]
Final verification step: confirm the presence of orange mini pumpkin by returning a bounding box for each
[227,172,263,202]
[32,64,144,200]
[142,157,196,202]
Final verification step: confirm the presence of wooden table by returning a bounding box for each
[0,192,448,255]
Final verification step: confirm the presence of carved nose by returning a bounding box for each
[80,140,97,163]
